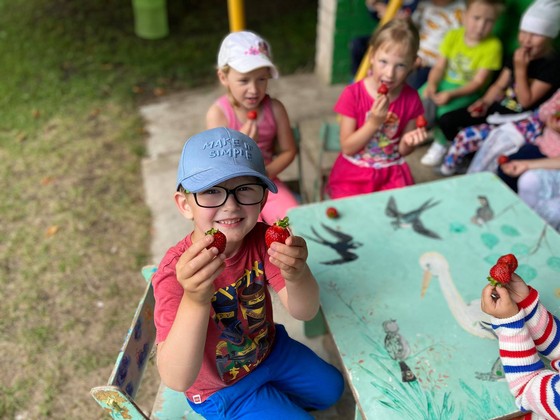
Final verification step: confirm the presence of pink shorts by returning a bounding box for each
[326,155,414,199]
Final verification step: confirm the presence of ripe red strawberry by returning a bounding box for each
[247,110,258,120]
[497,155,509,165]
[497,253,518,273]
[416,115,428,128]
[326,206,339,219]
[377,83,389,95]
[265,217,291,248]
[205,228,227,254]
[471,104,484,114]
[487,262,512,286]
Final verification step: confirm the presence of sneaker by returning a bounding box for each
[420,142,448,166]
[439,163,456,176]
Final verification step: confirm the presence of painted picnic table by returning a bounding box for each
[288,172,560,420]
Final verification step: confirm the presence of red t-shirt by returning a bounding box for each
[152,222,286,403]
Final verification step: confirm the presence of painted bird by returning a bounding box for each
[471,195,494,226]
[303,224,362,265]
[385,196,441,239]
[383,319,417,382]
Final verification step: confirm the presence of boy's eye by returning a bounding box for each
[201,188,220,195]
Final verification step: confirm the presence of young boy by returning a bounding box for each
[152,127,344,418]
[420,0,504,166]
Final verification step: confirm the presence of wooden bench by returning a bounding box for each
[90,265,204,419]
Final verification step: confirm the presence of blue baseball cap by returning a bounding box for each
[176,127,278,193]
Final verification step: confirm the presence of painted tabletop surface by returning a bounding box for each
[288,172,560,420]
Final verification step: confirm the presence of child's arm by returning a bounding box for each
[268,235,320,321]
[513,47,554,109]
[267,99,297,180]
[502,156,560,177]
[424,56,447,99]
[206,103,229,129]
[468,68,511,116]
[537,89,560,122]
[339,94,389,156]
[399,119,428,156]
[432,68,494,106]
[156,236,226,392]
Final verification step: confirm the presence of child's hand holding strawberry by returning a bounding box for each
[481,283,520,319]
[175,234,226,306]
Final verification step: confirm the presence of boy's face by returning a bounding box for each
[218,67,270,111]
[463,2,498,44]
[175,176,267,253]
[518,30,550,59]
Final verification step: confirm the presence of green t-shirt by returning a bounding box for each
[440,27,503,85]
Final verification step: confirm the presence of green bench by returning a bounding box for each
[90,266,203,419]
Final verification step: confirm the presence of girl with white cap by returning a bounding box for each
[206,31,299,224]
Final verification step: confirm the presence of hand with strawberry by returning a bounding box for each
[497,155,509,165]
[468,101,486,117]
[174,232,227,305]
[265,217,320,319]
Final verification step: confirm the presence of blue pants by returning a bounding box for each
[187,324,345,419]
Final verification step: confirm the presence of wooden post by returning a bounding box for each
[227,0,246,32]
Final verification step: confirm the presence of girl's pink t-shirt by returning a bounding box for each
[334,80,424,168]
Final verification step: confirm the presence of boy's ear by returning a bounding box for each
[175,191,194,220]
[260,190,269,211]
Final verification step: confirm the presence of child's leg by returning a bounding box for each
[437,107,486,145]
[327,155,374,199]
[441,123,494,173]
[519,170,560,231]
[187,324,344,420]
[260,179,299,224]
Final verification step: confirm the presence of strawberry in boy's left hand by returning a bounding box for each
[265,217,291,248]
[205,228,227,254]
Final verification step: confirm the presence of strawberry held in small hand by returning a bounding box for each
[497,155,509,165]
[205,228,227,254]
[265,217,291,248]
[487,263,512,286]
[497,253,518,273]
[416,115,427,129]
[377,83,389,95]
[247,110,258,120]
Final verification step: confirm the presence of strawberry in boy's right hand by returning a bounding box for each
[377,83,389,95]
[205,228,227,254]
[247,110,258,120]
[416,115,427,129]
[265,217,291,248]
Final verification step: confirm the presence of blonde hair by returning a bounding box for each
[368,18,420,61]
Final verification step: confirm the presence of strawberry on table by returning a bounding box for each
[487,262,512,286]
[326,207,339,219]
[377,83,389,95]
[205,228,227,254]
[247,110,258,120]
[265,217,291,248]
[416,115,427,129]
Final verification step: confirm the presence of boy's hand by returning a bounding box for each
[175,235,226,305]
[468,100,487,117]
[481,284,519,319]
[433,91,452,106]
[267,235,309,281]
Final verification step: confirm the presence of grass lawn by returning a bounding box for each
[0,0,318,417]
